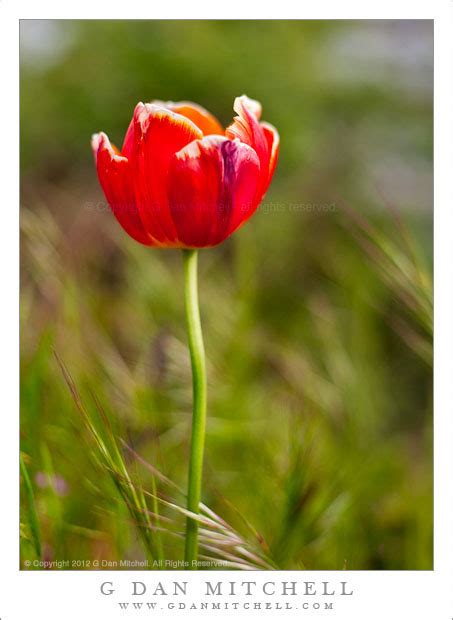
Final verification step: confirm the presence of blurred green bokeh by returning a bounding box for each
[20,20,432,570]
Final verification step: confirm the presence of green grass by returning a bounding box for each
[20,198,432,570]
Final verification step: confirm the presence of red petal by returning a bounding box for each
[261,121,280,194]
[121,117,135,159]
[167,136,260,247]
[91,132,153,246]
[154,100,224,136]
[226,95,278,200]
[131,103,203,245]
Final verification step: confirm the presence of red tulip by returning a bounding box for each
[92,95,279,248]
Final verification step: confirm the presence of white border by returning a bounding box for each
[4,2,449,618]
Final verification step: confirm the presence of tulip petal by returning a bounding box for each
[131,103,203,245]
[121,118,135,159]
[91,132,153,245]
[261,121,280,194]
[167,136,260,247]
[226,95,277,199]
[154,100,224,136]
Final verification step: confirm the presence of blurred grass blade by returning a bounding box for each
[20,453,42,560]
[54,351,158,562]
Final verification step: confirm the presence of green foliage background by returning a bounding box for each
[20,20,433,570]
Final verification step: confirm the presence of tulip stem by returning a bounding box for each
[182,249,207,569]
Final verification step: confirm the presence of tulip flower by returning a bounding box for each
[92,96,278,249]
[91,95,278,568]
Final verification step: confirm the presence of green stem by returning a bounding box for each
[182,249,207,569]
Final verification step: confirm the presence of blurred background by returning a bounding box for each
[20,20,433,570]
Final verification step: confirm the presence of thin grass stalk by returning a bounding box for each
[20,453,42,560]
